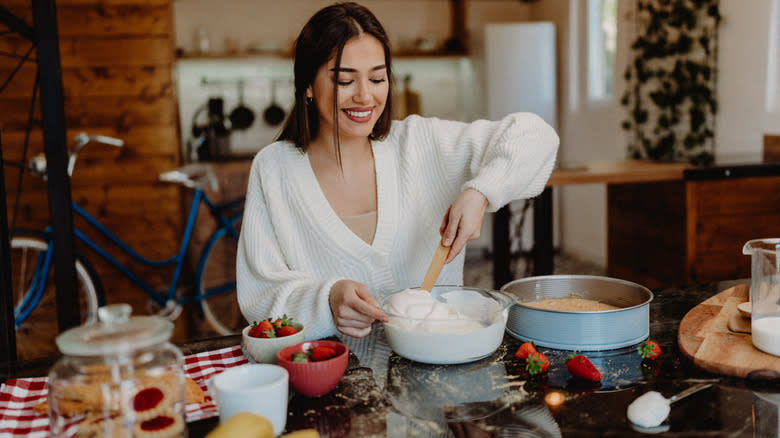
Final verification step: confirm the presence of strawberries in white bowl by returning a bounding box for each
[242,315,305,363]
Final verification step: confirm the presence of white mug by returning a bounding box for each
[208,364,289,436]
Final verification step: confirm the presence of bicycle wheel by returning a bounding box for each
[198,215,246,335]
[11,236,100,360]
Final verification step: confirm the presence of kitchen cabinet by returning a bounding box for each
[608,163,780,288]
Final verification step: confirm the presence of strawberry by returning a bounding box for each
[276,325,298,337]
[638,340,661,359]
[249,320,276,338]
[515,342,537,360]
[566,354,602,382]
[310,346,337,362]
[272,314,294,329]
[525,351,549,375]
[291,352,310,363]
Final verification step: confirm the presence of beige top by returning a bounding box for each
[340,211,377,245]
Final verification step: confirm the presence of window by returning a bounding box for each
[767,0,780,112]
[587,0,617,101]
[568,0,580,110]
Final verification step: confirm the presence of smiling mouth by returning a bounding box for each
[344,109,372,118]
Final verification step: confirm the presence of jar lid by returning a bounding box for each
[56,304,174,356]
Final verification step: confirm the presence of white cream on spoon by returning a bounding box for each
[627,383,712,428]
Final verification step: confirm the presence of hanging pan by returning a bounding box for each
[263,79,286,126]
[228,79,255,130]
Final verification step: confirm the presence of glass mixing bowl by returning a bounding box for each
[379,286,515,364]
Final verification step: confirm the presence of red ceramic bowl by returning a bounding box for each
[276,340,348,397]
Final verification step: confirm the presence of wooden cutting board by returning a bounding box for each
[678,284,780,378]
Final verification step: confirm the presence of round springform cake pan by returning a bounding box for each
[500,275,653,351]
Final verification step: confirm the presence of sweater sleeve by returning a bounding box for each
[236,153,342,340]
[401,112,559,212]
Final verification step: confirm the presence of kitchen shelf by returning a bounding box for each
[176,51,291,60]
[175,50,470,61]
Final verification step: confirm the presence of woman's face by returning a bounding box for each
[307,34,389,146]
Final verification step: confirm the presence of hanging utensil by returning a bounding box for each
[403,75,421,116]
[263,79,286,126]
[228,80,255,130]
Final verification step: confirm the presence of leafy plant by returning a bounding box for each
[621,0,721,164]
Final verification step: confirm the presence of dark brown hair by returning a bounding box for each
[277,2,394,158]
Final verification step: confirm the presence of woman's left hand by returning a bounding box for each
[439,188,489,263]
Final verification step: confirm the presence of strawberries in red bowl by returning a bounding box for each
[276,340,348,397]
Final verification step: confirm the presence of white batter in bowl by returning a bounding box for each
[380,286,515,364]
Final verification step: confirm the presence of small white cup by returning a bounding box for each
[208,364,289,436]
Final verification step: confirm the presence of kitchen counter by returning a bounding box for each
[193,277,780,437]
[500,158,780,289]
[4,278,779,437]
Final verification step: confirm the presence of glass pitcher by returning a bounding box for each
[743,238,780,356]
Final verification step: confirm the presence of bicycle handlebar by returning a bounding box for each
[28,132,124,178]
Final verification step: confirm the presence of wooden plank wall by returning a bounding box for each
[1,1,189,340]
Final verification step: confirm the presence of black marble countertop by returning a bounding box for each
[4,278,780,437]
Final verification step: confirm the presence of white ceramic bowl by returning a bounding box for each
[242,322,305,363]
[379,286,515,365]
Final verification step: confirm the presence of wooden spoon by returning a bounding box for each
[420,242,449,291]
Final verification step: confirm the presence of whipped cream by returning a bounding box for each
[384,288,485,334]
[626,391,670,428]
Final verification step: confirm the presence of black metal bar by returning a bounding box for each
[32,0,80,331]
[0,46,34,94]
[0,131,18,369]
[533,187,554,275]
[492,205,511,290]
[0,5,34,41]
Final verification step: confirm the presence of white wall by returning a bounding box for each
[717,0,780,156]
[174,0,532,57]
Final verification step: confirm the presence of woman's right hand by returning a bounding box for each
[329,280,389,338]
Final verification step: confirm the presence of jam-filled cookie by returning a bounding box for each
[126,382,175,421]
[133,410,185,438]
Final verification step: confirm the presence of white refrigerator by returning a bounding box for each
[484,21,557,259]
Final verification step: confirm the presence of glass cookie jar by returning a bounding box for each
[48,304,186,438]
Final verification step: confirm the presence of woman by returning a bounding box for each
[237,2,559,340]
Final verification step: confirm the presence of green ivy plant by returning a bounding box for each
[621,0,721,165]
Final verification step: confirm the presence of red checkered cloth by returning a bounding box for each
[0,344,248,438]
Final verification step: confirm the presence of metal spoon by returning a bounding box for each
[627,383,712,429]
[667,383,712,403]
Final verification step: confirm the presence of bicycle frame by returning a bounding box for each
[20,188,242,311]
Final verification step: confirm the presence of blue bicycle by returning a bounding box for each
[11,133,245,358]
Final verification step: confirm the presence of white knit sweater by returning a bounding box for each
[236,113,559,340]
